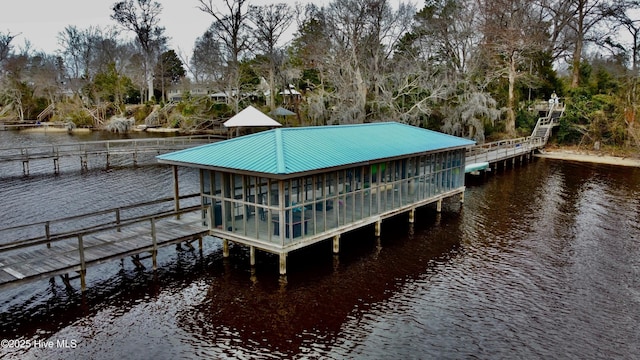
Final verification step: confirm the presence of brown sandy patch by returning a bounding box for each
[535,149,640,167]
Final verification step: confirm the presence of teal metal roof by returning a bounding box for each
[157,122,475,176]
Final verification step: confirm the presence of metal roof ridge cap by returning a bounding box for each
[275,128,286,173]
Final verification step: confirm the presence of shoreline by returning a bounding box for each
[535,149,640,167]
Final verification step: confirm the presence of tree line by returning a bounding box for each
[0,0,639,148]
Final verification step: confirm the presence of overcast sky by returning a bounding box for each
[0,0,333,56]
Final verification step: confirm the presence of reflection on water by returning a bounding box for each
[1,131,639,359]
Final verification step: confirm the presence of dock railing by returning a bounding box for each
[0,193,202,250]
[466,136,540,164]
[0,135,222,164]
[0,204,209,290]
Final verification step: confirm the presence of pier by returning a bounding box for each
[0,105,565,291]
[0,195,209,291]
[0,135,224,175]
[464,101,564,173]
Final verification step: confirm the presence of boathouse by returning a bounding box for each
[157,122,475,274]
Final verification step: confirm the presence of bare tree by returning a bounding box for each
[323,0,415,123]
[58,25,121,99]
[111,0,166,101]
[479,0,548,136]
[190,30,226,84]
[248,3,293,111]
[0,31,17,65]
[540,0,639,88]
[196,0,251,112]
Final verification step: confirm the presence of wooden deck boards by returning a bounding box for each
[0,213,208,290]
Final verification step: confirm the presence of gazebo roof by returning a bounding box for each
[223,105,282,128]
[157,122,475,177]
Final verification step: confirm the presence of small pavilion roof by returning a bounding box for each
[157,122,475,177]
[223,105,282,128]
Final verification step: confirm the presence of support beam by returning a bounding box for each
[250,246,256,266]
[279,253,287,275]
[150,218,157,270]
[80,155,88,171]
[333,235,340,254]
[222,239,229,257]
[172,165,180,220]
[77,234,87,291]
[460,191,465,204]
[408,208,415,223]
[375,220,382,237]
[151,250,157,270]
[436,199,442,212]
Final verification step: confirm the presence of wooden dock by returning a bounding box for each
[0,195,210,291]
[0,135,224,175]
[465,102,564,170]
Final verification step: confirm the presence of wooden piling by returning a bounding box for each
[77,234,86,292]
[279,253,287,275]
[173,166,180,220]
[151,218,158,270]
[223,239,229,257]
[333,235,340,254]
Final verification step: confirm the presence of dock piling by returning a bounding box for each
[222,239,229,257]
[151,218,158,270]
[279,253,287,275]
[77,234,86,292]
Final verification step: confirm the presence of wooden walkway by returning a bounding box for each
[465,102,564,170]
[0,135,224,175]
[0,196,209,291]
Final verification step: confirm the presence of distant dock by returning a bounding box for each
[0,135,224,176]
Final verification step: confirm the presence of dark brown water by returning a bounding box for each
[1,132,639,359]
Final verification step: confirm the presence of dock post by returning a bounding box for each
[151,218,158,270]
[172,166,180,220]
[22,160,29,176]
[53,158,59,174]
[460,191,465,204]
[333,235,340,254]
[77,234,86,292]
[250,246,256,266]
[409,208,415,223]
[436,199,442,212]
[279,253,287,275]
[45,221,51,248]
[80,154,88,171]
[222,239,229,257]
[375,220,382,237]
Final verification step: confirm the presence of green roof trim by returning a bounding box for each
[157,122,475,176]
